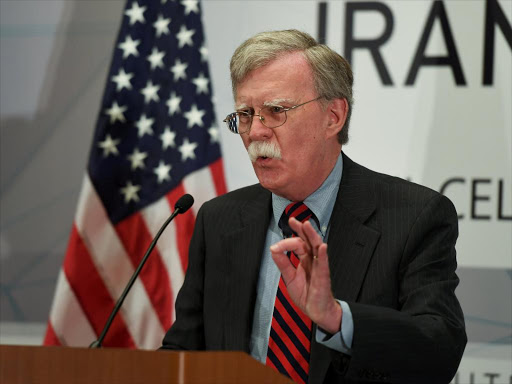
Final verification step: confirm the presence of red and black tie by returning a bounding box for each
[266,202,318,383]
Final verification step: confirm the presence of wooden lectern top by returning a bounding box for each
[0,345,293,384]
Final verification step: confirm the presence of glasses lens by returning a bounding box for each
[260,106,286,128]
[224,113,240,134]
[237,112,251,134]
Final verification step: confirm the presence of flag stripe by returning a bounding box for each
[64,224,136,348]
[140,196,182,324]
[183,165,218,217]
[166,184,191,272]
[115,213,172,330]
[43,321,61,346]
[47,270,97,346]
[75,175,164,348]
[209,158,228,196]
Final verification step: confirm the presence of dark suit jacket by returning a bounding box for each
[162,153,467,383]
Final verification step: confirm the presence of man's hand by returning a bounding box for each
[270,218,342,334]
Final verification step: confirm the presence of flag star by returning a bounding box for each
[166,92,182,115]
[192,73,209,94]
[111,68,134,91]
[181,0,199,15]
[127,147,148,170]
[199,45,208,62]
[105,101,127,123]
[184,104,205,128]
[176,25,195,48]
[179,138,198,161]
[208,126,220,143]
[153,14,171,37]
[124,2,146,25]
[135,114,154,137]
[118,35,140,59]
[140,80,160,103]
[170,59,188,81]
[154,161,172,183]
[160,126,176,149]
[146,47,165,70]
[98,134,120,157]
[120,181,141,203]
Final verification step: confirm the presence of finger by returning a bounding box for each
[302,221,325,257]
[288,218,312,253]
[287,218,315,268]
[310,243,332,288]
[271,237,309,257]
[270,239,308,283]
[271,248,295,284]
[288,216,305,238]
[290,218,324,260]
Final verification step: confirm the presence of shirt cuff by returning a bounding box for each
[315,300,353,355]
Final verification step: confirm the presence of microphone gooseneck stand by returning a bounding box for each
[89,194,194,348]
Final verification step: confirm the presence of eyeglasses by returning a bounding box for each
[223,97,322,134]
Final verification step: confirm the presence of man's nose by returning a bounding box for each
[248,114,273,141]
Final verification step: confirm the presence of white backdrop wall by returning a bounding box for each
[1,1,511,382]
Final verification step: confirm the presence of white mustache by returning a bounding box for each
[247,141,282,163]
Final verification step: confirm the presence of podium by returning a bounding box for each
[0,345,292,383]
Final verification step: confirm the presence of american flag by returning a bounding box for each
[43,0,226,349]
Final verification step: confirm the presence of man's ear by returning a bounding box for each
[325,98,348,139]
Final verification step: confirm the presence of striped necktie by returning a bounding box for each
[266,202,319,384]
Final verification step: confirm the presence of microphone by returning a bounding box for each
[174,193,194,213]
[89,194,194,348]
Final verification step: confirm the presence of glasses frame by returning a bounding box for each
[223,96,323,134]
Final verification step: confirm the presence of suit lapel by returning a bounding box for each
[221,187,272,351]
[327,153,380,301]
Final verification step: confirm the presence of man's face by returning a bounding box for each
[235,52,339,201]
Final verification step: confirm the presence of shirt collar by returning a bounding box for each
[271,153,343,237]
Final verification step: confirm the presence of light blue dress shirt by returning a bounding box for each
[249,154,354,363]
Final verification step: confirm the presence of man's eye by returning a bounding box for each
[237,110,252,116]
[269,106,284,114]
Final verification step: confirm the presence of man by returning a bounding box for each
[161,30,466,383]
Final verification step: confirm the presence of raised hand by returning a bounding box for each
[270,217,342,333]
